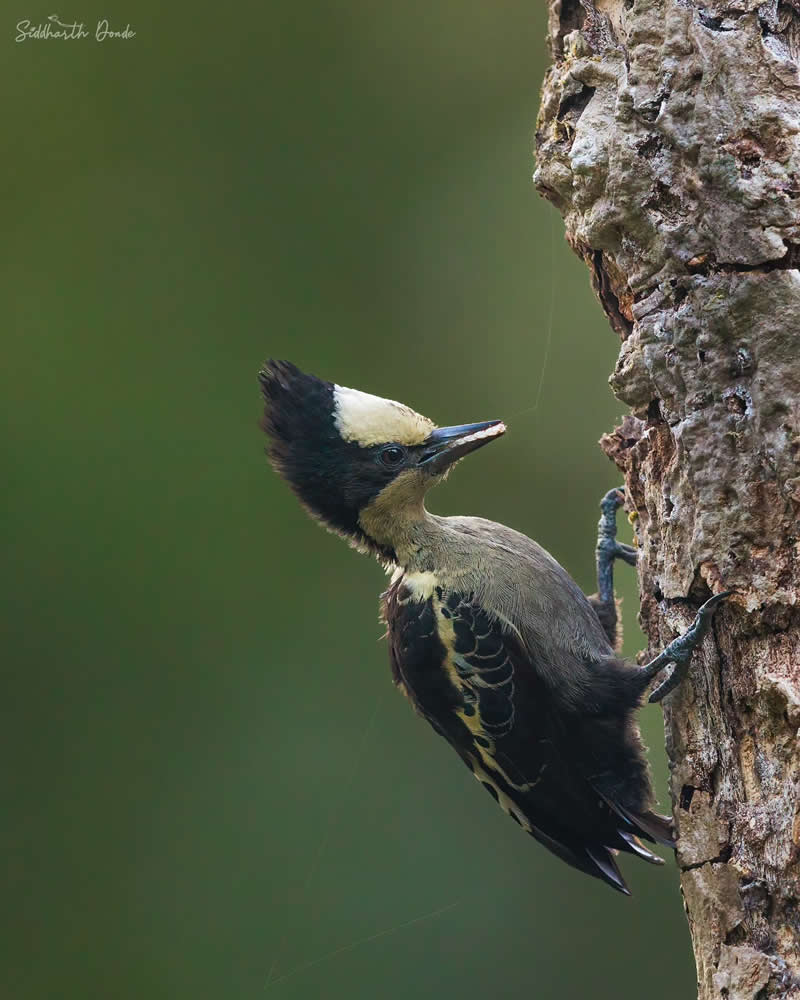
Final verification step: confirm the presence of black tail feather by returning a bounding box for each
[626,809,675,848]
[617,830,666,865]
[593,786,676,848]
[525,823,632,895]
[585,847,631,895]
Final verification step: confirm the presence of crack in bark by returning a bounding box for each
[681,845,735,873]
[688,244,800,275]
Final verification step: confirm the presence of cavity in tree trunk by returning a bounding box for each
[534,3,800,998]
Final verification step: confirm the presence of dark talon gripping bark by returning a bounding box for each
[596,487,637,605]
[590,487,638,647]
[643,592,733,703]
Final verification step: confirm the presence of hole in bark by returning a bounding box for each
[643,180,683,217]
[731,348,753,376]
[700,14,729,30]
[699,10,745,31]
[724,925,747,947]
[635,101,660,123]
[647,399,663,424]
[687,253,711,274]
[679,785,696,810]
[759,2,800,43]
[664,496,674,517]
[773,241,800,269]
[688,572,712,604]
[636,134,662,158]
[557,0,586,54]
[536,183,561,207]
[673,284,688,305]
[558,85,596,125]
[725,392,747,416]
[698,349,707,363]
[718,881,751,930]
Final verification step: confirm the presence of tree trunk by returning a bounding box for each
[534,3,800,997]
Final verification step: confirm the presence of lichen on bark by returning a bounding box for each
[535,3,800,998]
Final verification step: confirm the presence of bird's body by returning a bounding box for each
[259,360,728,894]
[381,515,665,892]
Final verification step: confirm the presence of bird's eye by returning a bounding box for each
[379,445,406,468]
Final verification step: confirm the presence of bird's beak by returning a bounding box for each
[419,420,506,473]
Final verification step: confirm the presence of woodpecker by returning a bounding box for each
[258,360,730,894]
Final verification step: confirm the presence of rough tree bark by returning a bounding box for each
[534,3,800,998]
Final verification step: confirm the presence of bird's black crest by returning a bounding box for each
[259,360,336,474]
[259,360,348,523]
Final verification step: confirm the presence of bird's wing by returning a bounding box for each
[385,582,671,893]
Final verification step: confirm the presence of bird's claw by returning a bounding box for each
[648,662,689,703]
[600,487,627,516]
[595,487,637,621]
[646,591,733,703]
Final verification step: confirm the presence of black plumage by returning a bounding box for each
[384,579,670,894]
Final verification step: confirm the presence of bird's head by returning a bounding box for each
[259,360,505,561]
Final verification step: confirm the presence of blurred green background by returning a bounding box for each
[3,3,694,998]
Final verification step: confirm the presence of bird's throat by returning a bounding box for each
[358,476,440,570]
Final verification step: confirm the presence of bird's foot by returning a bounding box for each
[598,488,638,568]
[596,487,637,605]
[643,591,733,703]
